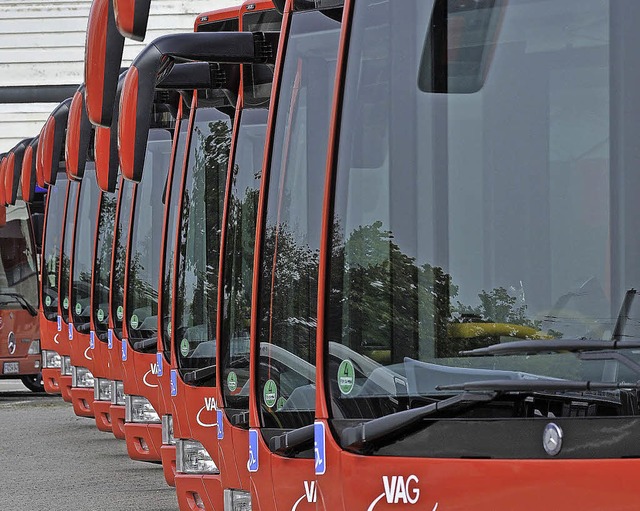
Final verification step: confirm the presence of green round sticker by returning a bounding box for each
[227,371,238,392]
[97,309,104,322]
[63,297,69,310]
[338,359,355,395]
[130,314,139,329]
[263,379,278,408]
[45,295,52,307]
[276,397,287,410]
[117,305,124,321]
[180,339,189,357]
[75,303,82,315]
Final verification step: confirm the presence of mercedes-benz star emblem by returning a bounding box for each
[543,422,563,456]
[7,331,16,355]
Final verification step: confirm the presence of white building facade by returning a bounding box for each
[0,0,240,152]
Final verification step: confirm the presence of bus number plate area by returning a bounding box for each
[3,362,19,374]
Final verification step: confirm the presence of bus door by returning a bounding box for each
[248,2,341,510]
[108,176,135,439]
[157,99,190,486]
[170,91,235,510]
[214,3,282,509]
[67,86,101,419]
[121,109,177,463]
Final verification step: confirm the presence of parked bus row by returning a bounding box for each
[3,0,640,509]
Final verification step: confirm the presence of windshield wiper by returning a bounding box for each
[0,292,37,317]
[341,391,497,450]
[182,364,215,384]
[612,288,637,341]
[435,379,640,392]
[131,337,157,353]
[269,424,315,455]
[460,338,640,357]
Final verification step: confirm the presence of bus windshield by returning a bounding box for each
[326,0,640,433]
[111,178,134,340]
[42,173,67,320]
[161,116,189,362]
[126,129,173,353]
[71,166,100,332]
[59,180,80,324]
[257,9,341,434]
[175,105,233,384]
[0,201,38,312]
[92,187,117,341]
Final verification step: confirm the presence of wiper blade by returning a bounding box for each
[436,379,640,392]
[341,391,496,450]
[183,364,215,384]
[0,292,37,317]
[460,338,640,357]
[269,424,314,455]
[131,337,157,353]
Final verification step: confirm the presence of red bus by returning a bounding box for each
[0,141,42,392]
[38,99,76,404]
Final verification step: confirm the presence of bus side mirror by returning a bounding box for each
[21,138,38,203]
[40,99,72,186]
[419,0,506,94]
[6,138,32,205]
[66,86,93,181]
[85,0,125,127]
[119,32,261,182]
[114,0,151,41]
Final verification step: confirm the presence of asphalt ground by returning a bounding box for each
[0,380,178,511]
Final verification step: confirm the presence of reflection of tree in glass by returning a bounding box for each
[177,118,231,348]
[328,220,548,361]
[259,222,319,364]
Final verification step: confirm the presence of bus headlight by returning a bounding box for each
[111,380,125,405]
[41,350,61,369]
[224,489,251,511]
[162,415,175,445]
[176,439,219,474]
[125,395,160,423]
[94,378,112,401]
[71,366,94,388]
[27,339,40,355]
[61,356,73,376]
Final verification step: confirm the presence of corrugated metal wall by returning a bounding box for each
[0,0,240,152]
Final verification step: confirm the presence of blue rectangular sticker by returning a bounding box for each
[156,352,163,377]
[89,331,95,349]
[68,323,73,340]
[314,421,326,475]
[57,315,62,332]
[170,370,178,396]
[108,329,113,349]
[217,410,224,440]
[121,339,127,361]
[248,429,259,472]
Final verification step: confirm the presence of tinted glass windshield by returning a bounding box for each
[126,129,173,353]
[111,178,134,340]
[327,0,640,430]
[161,116,189,361]
[0,201,38,311]
[60,180,80,324]
[257,10,341,433]
[221,107,268,421]
[42,172,67,320]
[71,166,100,332]
[93,187,117,340]
[175,106,233,384]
